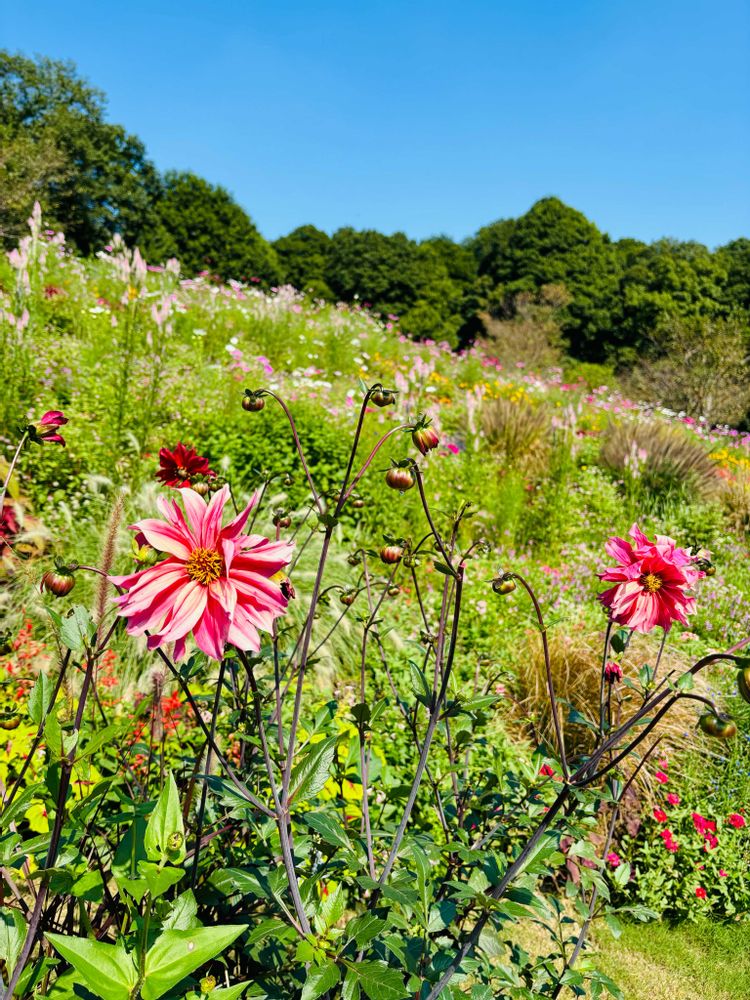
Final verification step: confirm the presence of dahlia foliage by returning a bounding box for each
[598,523,701,633]
[110,485,293,660]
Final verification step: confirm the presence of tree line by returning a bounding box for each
[2,51,748,368]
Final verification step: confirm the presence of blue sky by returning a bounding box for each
[2,1,748,246]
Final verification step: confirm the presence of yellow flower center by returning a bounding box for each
[185,547,223,585]
[641,572,663,593]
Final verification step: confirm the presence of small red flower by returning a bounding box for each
[604,660,623,682]
[33,409,68,446]
[692,813,716,835]
[606,851,622,868]
[655,770,669,784]
[666,793,680,806]
[719,869,728,877]
[653,808,668,823]
[703,832,718,851]
[539,764,555,777]
[156,443,212,488]
[0,504,19,550]
[728,813,746,828]
[695,886,707,899]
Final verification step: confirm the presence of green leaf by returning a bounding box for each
[610,628,629,654]
[0,783,44,831]
[137,861,184,900]
[346,913,386,948]
[303,812,352,851]
[301,961,340,1000]
[45,933,137,1000]
[144,772,185,864]
[142,925,247,1000]
[57,606,97,652]
[351,961,408,1000]
[341,970,361,1000]
[28,672,51,726]
[211,984,250,1000]
[611,861,631,889]
[675,672,695,691]
[289,737,338,804]
[0,908,26,981]
[162,890,199,930]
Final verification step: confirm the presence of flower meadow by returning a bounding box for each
[1,208,750,1000]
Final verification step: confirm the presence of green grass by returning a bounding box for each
[593,920,750,1000]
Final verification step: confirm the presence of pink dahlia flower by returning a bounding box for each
[33,409,68,446]
[598,523,699,633]
[110,486,293,661]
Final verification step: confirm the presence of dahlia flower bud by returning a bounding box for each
[380,545,404,565]
[351,496,365,509]
[273,509,292,529]
[191,480,211,497]
[385,464,415,493]
[411,416,440,456]
[492,576,516,595]
[242,390,265,412]
[370,387,397,407]
[604,661,623,683]
[699,712,736,739]
[340,590,357,606]
[387,585,401,598]
[131,533,158,566]
[40,566,75,597]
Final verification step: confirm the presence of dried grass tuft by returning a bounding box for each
[481,396,550,475]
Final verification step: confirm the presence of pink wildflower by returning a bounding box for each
[666,793,680,806]
[692,813,716,835]
[539,764,555,778]
[655,770,669,784]
[110,486,293,661]
[719,870,728,877]
[695,886,707,899]
[598,524,699,633]
[653,808,668,823]
[606,851,622,868]
[33,410,68,446]
[728,813,746,828]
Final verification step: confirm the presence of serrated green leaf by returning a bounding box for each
[0,907,26,980]
[301,960,340,1000]
[351,961,407,1000]
[144,772,185,864]
[28,672,51,726]
[289,737,338,804]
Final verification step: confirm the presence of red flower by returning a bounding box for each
[703,832,718,851]
[539,764,555,777]
[728,813,746,828]
[719,869,728,877]
[604,660,623,682]
[0,504,19,550]
[33,409,68,446]
[653,808,668,823]
[666,793,680,806]
[655,770,669,784]
[156,443,212,488]
[606,851,622,868]
[692,813,716,835]
[695,886,707,899]
[659,828,679,852]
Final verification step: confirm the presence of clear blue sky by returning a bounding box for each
[2,0,749,247]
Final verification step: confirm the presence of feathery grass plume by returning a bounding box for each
[600,419,719,500]
[481,395,550,475]
[720,467,750,536]
[514,625,708,773]
[94,488,126,628]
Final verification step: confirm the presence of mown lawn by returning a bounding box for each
[593,920,750,1000]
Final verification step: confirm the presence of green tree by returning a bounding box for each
[717,238,750,314]
[144,171,283,283]
[0,51,161,251]
[469,198,622,361]
[273,224,332,297]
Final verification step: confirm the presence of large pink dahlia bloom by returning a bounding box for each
[598,523,700,634]
[110,486,293,661]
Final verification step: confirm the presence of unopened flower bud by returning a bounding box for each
[192,480,210,497]
[387,585,401,598]
[340,590,357,606]
[351,496,365,509]
[273,509,292,528]
[242,390,265,412]
[604,661,623,683]
[200,977,216,995]
[491,576,516,595]
[40,567,75,598]
[370,387,397,407]
[385,465,415,493]
[411,416,440,456]
[380,545,403,565]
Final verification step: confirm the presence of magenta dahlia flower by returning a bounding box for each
[156,443,212,488]
[110,486,293,661]
[598,523,700,634]
[32,410,68,446]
